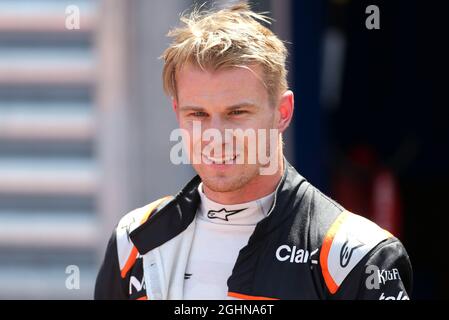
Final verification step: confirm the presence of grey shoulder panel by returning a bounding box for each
[319,211,392,294]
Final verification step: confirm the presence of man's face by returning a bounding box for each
[175,63,279,193]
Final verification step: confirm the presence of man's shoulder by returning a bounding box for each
[319,210,394,294]
[113,196,174,275]
[116,196,174,234]
[298,185,396,294]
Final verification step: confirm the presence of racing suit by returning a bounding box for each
[94,160,412,300]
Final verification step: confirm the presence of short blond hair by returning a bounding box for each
[161,3,288,106]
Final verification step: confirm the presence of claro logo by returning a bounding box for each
[275,245,318,264]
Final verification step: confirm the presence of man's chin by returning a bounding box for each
[198,172,247,193]
[193,164,260,191]
[199,175,237,192]
[200,175,258,194]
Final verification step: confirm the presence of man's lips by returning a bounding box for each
[201,153,238,164]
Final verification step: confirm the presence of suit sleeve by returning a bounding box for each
[336,238,413,300]
[94,230,129,300]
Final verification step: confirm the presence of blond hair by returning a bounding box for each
[161,3,288,106]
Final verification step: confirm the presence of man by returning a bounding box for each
[94,3,412,300]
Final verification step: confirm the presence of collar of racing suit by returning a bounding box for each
[129,157,309,255]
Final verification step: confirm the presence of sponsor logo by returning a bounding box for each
[129,276,146,295]
[207,208,247,221]
[275,245,318,264]
[119,216,136,240]
[379,291,409,300]
[365,265,402,290]
[378,268,401,285]
[339,236,364,268]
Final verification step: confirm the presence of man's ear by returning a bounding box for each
[277,90,294,133]
[172,99,180,121]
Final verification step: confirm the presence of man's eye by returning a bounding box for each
[230,110,247,116]
[190,111,207,117]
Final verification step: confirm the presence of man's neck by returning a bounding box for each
[202,156,284,205]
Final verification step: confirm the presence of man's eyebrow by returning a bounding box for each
[179,103,258,111]
[178,105,205,112]
[226,103,258,111]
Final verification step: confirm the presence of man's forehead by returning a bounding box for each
[176,63,268,106]
[176,63,266,89]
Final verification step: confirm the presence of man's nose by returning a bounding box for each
[202,115,234,151]
[207,115,227,133]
